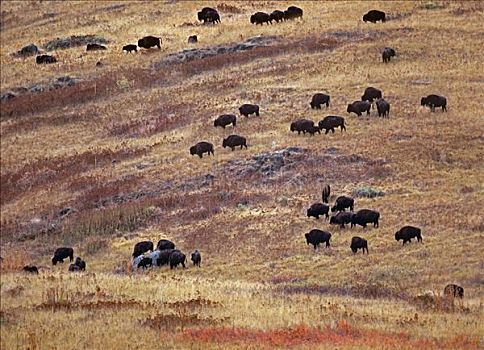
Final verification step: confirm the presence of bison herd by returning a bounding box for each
[131,239,200,270]
[251,6,303,25]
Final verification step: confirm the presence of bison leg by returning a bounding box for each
[325,241,330,248]
[331,128,335,134]
[198,154,203,158]
[231,147,235,151]
[374,220,379,228]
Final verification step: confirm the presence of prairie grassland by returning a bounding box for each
[1,1,483,349]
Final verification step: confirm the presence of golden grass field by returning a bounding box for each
[1,1,483,349]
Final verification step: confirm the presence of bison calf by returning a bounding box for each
[214,114,236,128]
[421,94,447,112]
[351,209,380,228]
[223,135,247,151]
[395,226,422,245]
[191,250,201,267]
[350,236,369,254]
[318,116,346,134]
[123,44,137,53]
[137,257,152,269]
[23,265,39,274]
[305,229,331,250]
[307,203,329,220]
[382,47,395,63]
[376,98,390,118]
[310,93,330,109]
[190,142,214,158]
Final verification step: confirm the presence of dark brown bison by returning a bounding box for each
[347,101,371,116]
[123,44,137,53]
[87,43,107,51]
[305,229,331,249]
[331,196,354,212]
[329,211,354,228]
[290,119,317,135]
[52,247,74,265]
[23,265,39,274]
[307,203,330,220]
[350,236,368,254]
[310,93,330,109]
[137,257,152,269]
[191,250,201,267]
[250,12,272,25]
[376,99,390,118]
[443,284,464,299]
[318,116,346,134]
[270,10,285,22]
[223,135,247,151]
[239,104,259,117]
[36,54,57,64]
[322,184,330,203]
[75,257,86,271]
[351,209,380,228]
[284,6,303,20]
[361,87,382,102]
[132,241,153,258]
[363,10,386,23]
[214,114,236,128]
[395,226,422,245]
[68,264,81,272]
[138,36,161,49]
[190,142,214,158]
[156,249,174,266]
[169,250,186,269]
[421,94,447,112]
[157,239,175,251]
[198,7,220,23]
[382,47,396,63]
[188,35,198,43]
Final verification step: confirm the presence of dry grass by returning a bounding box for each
[1,1,483,349]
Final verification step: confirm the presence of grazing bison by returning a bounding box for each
[305,229,331,249]
[157,239,175,251]
[376,99,390,118]
[329,211,354,228]
[322,184,331,203]
[68,264,81,272]
[86,43,107,51]
[137,257,152,269]
[123,44,137,53]
[191,250,201,267]
[306,124,321,136]
[138,36,161,49]
[239,104,259,117]
[198,7,220,23]
[214,114,236,128]
[318,116,346,134]
[351,209,380,228]
[222,135,247,151]
[250,12,272,25]
[443,284,464,299]
[270,10,285,22]
[307,203,330,220]
[310,93,330,109]
[421,94,447,112]
[23,265,39,274]
[361,87,382,102]
[36,54,57,64]
[350,236,368,254]
[331,196,354,212]
[169,250,186,269]
[156,249,174,266]
[188,35,198,43]
[382,47,396,63]
[190,142,214,158]
[395,226,422,245]
[347,101,371,116]
[363,10,386,23]
[75,257,86,271]
[132,241,153,258]
[52,247,74,265]
[284,6,303,20]
[290,119,316,135]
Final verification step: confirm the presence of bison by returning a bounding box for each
[36,54,57,64]
[363,10,386,23]
[305,229,331,249]
[376,98,390,118]
[250,12,272,25]
[188,35,198,44]
[318,116,346,134]
[190,142,214,158]
[284,6,303,20]
[331,196,354,212]
[395,226,422,245]
[322,184,330,203]
[351,209,380,228]
[157,239,175,251]
[23,265,39,274]
[138,36,161,49]
[156,249,175,266]
[347,101,371,116]
[68,264,81,272]
[350,236,368,254]
[421,94,447,112]
[329,211,354,228]
[307,203,330,220]
[52,247,74,265]
[443,284,464,299]
[222,135,247,151]
[191,250,201,267]
[198,7,220,23]
[361,87,382,102]
[239,104,260,117]
[270,10,285,22]
[310,93,330,109]
[137,257,152,269]
[382,47,396,63]
[290,119,317,135]
[132,241,153,258]
[214,114,236,128]
[169,250,186,269]
[86,43,107,51]
[123,44,137,53]
[75,257,86,271]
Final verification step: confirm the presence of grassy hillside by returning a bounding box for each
[1,1,483,349]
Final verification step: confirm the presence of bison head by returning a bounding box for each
[420,97,427,106]
[329,216,336,224]
[197,11,204,21]
[190,146,197,155]
[222,138,227,148]
[363,14,369,22]
[395,231,402,241]
[456,286,464,298]
[214,119,219,127]
[346,104,353,113]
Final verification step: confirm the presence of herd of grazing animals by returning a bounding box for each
[16,5,462,300]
